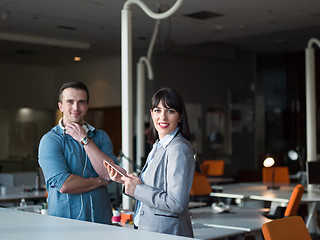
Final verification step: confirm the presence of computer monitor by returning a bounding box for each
[307,161,320,185]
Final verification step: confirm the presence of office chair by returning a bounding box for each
[284,184,305,217]
[201,160,224,177]
[264,184,305,219]
[261,216,311,240]
[262,166,290,184]
[190,172,213,204]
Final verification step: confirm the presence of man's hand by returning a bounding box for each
[65,123,87,142]
[60,175,110,194]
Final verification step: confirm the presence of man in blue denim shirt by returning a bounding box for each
[39,81,117,224]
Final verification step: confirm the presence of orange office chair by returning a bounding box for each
[190,172,212,196]
[261,216,311,240]
[264,184,305,219]
[284,184,305,217]
[201,160,224,177]
[262,166,290,184]
[190,172,213,204]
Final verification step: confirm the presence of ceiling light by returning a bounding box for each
[214,25,224,30]
[74,56,81,62]
[0,32,90,49]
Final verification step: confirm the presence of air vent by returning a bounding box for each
[138,36,148,41]
[16,49,37,55]
[57,25,76,30]
[184,11,223,20]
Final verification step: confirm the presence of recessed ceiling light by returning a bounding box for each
[74,56,81,62]
[214,25,224,30]
[275,38,287,44]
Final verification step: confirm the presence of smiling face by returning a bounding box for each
[150,101,181,140]
[58,87,89,126]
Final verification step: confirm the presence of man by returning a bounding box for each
[38,81,116,224]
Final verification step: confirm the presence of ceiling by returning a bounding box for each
[0,0,320,65]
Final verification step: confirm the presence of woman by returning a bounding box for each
[105,88,195,237]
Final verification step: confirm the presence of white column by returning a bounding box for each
[136,61,145,170]
[305,47,317,162]
[121,9,133,210]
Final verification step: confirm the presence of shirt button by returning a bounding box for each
[140,211,144,215]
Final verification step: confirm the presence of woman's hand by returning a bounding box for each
[122,173,142,197]
[103,160,127,184]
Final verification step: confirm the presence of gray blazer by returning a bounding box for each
[134,133,195,237]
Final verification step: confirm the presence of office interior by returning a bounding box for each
[0,0,320,238]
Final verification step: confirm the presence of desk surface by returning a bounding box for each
[0,207,196,240]
[210,182,320,203]
[0,186,46,203]
[191,206,270,233]
[209,182,320,234]
[192,224,246,240]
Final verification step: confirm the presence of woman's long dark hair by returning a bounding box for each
[147,88,190,144]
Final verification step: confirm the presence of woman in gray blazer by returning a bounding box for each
[105,88,195,237]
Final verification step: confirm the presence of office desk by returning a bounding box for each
[210,183,320,234]
[210,183,295,208]
[0,186,46,204]
[0,207,196,240]
[192,224,246,240]
[191,206,270,240]
[207,177,234,185]
[210,183,292,199]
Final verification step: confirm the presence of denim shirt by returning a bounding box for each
[38,123,116,224]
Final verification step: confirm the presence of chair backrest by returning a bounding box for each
[190,172,212,196]
[284,184,305,217]
[261,216,311,240]
[262,166,290,184]
[201,160,224,176]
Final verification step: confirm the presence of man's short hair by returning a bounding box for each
[58,81,89,103]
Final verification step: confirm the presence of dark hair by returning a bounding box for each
[148,88,190,143]
[58,81,89,103]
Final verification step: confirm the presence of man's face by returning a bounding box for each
[58,88,89,126]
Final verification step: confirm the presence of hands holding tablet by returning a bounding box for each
[104,160,126,177]
[103,160,142,197]
[103,160,127,183]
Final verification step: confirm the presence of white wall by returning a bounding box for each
[0,57,122,110]
[0,63,56,109]
[54,57,121,108]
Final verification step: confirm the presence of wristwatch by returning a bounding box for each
[80,136,91,146]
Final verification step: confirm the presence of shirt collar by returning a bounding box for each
[158,127,179,148]
[56,118,95,135]
[85,122,95,132]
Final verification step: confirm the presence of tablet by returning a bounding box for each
[104,160,126,177]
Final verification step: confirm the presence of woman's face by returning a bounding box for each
[150,101,181,140]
